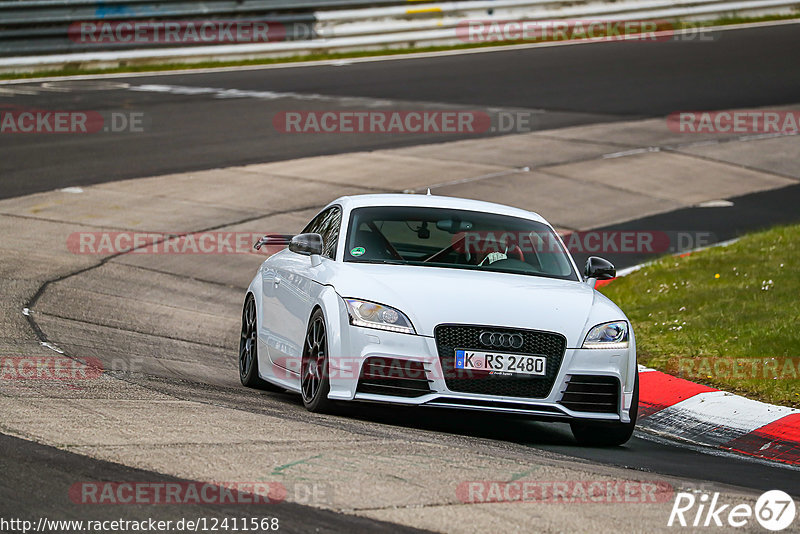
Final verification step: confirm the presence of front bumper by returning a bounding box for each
[328,322,636,423]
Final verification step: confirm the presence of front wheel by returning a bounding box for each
[570,371,638,447]
[300,309,337,413]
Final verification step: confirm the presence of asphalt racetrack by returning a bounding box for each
[2,21,800,532]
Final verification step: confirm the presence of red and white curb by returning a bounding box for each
[637,365,800,466]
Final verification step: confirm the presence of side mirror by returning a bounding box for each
[584,256,616,280]
[289,233,324,256]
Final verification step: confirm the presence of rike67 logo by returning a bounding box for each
[668,490,796,531]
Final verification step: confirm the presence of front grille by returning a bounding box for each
[558,375,620,413]
[434,324,566,399]
[356,357,434,398]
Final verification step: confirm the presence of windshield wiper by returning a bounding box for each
[348,259,408,265]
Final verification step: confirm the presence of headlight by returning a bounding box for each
[582,321,628,349]
[343,299,416,334]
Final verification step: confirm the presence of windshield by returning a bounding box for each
[344,206,579,281]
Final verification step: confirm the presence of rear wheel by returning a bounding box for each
[301,309,337,413]
[239,294,282,391]
[570,370,639,447]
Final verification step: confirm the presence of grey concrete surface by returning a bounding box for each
[2,110,799,533]
[432,169,684,231]
[382,134,621,168]
[677,135,800,180]
[256,152,510,190]
[544,152,795,205]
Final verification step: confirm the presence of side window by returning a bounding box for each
[319,207,342,259]
[301,207,341,259]
[301,213,324,235]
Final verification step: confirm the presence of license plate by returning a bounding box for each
[454,349,546,376]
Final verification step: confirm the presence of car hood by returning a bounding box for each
[331,263,621,346]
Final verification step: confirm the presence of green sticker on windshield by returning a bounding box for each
[350,247,366,257]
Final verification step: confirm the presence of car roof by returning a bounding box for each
[329,194,549,225]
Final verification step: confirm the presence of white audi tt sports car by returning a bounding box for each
[240,194,638,446]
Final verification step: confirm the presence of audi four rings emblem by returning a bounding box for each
[479,331,524,349]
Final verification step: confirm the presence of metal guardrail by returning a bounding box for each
[0,0,404,25]
[317,0,800,38]
[0,0,416,55]
[0,0,798,71]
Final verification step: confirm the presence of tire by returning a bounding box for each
[570,370,639,447]
[300,309,337,413]
[239,294,283,391]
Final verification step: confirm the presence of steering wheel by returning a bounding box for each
[509,244,525,262]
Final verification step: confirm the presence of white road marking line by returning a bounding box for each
[695,199,734,208]
[0,86,40,96]
[738,131,798,142]
[129,83,401,107]
[41,81,130,91]
[602,147,659,159]
[40,341,65,354]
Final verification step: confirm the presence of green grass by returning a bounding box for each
[600,224,800,408]
[1,13,798,81]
